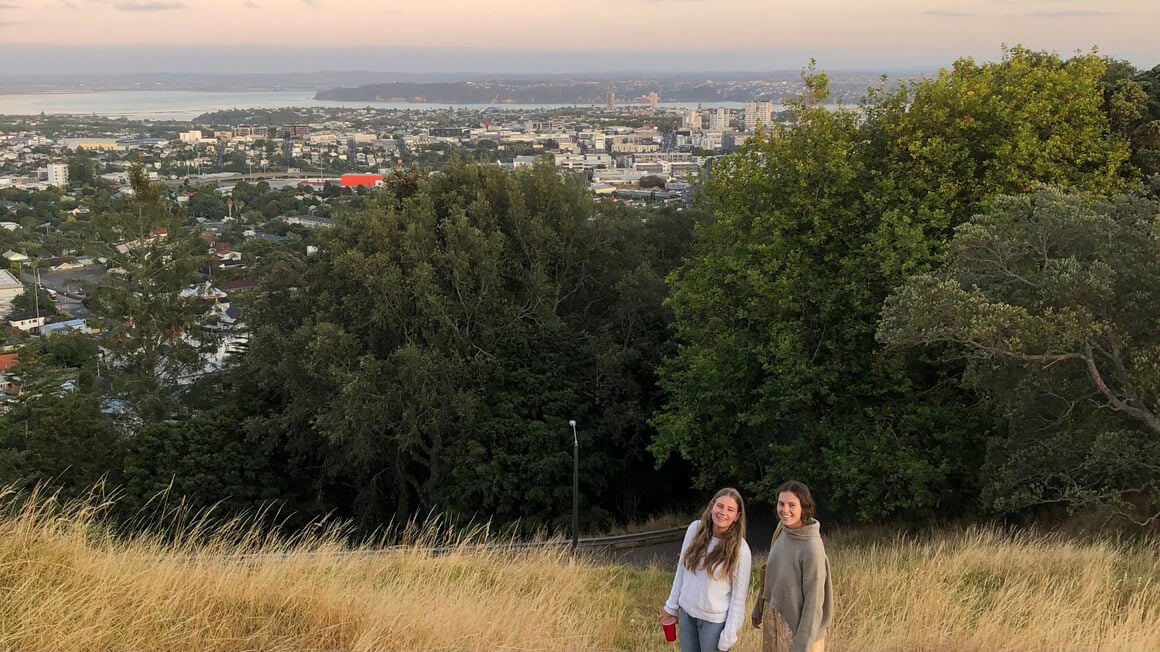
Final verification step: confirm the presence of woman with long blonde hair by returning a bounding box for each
[660,487,752,652]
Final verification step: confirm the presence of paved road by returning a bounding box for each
[21,266,104,294]
[596,504,779,568]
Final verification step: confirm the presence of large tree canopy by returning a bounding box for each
[236,161,696,530]
[879,185,1160,524]
[653,48,1132,521]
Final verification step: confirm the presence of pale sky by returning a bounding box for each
[1,0,1158,74]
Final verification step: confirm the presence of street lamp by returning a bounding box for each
[569,419,579,549]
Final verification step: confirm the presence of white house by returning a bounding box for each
[0,270,23,318]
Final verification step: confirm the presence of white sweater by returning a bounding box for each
[664,520,752,651]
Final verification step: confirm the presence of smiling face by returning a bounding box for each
[777,491,803,529]
[710,495,740,536]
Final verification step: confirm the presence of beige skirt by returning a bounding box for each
[761,601,825,652]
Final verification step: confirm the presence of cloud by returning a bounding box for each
[0,2,19,9]
[925,10,974,16]
[115,1,185,10]
[1028,9,1115,16]
[243,0,258,7]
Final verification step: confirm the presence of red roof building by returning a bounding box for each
[340,174,384,188]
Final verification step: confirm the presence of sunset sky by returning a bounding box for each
[1,0,1158,74]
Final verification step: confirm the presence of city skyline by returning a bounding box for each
[1,0,1158,74]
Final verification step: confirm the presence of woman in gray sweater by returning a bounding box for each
[750,481,833,652]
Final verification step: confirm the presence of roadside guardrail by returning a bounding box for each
[168,524,688,564]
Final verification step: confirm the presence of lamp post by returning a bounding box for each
[569,419,579,549]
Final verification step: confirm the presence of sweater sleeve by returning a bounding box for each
[716,541,752,651]
[791,547,830,652]
[664,522,699,615]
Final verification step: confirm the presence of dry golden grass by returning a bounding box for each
[0,489,1157,651]
[823,527,1160,652]
[0,489,629,651]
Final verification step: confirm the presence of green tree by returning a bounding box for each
[0,361,122,500]
[639,175,667,189]
[86,164,213,423]
[879,186,1160,524]
[9,285,56,317]
[1103,63,1160,178]
[0,397,122,498]
[653,49,1132,521]
[119,408,282,516]
[187,189,227,220]
[67,151,97,187]
[236,160,694,530]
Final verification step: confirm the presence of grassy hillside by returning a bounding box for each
[0,491,1156,650]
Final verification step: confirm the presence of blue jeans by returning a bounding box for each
[678,610,727,652]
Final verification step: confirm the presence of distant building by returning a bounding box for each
[340,173,384,188]
[0,352,18,394]
[8,314,47,332]
[633,152,694,164]
[284,215,334,229]
[61,138,123,151]
[745,101,774,132]
[46,163,68,188]
[1,250,29,266]
[553,153,613,171]
[40,319,93,336]
[710,108,730,131]
[0,269,23,318]
[429,127,469,138]
[682,109,701,130]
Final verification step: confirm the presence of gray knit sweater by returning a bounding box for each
[757,519,833,652]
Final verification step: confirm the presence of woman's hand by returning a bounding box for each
[659,608,676,624]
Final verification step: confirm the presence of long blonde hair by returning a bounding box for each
[683,487,747,580]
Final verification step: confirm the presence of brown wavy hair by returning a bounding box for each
[777,480,816,525]
[682,487,747,580]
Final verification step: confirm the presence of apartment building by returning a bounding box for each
[744,101,774,132]
[553,153,612,170]
[709,108,730,131]
[45,162,68,188]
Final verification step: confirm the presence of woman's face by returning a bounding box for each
[710,495,740,536]
[777,491,803,529]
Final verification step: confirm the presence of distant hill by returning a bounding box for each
[315,74,887,105]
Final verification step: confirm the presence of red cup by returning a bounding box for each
[661,614,677,642]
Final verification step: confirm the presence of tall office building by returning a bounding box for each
[744,101,774,132]
[709,108,729,131]
[682,108,701,130]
